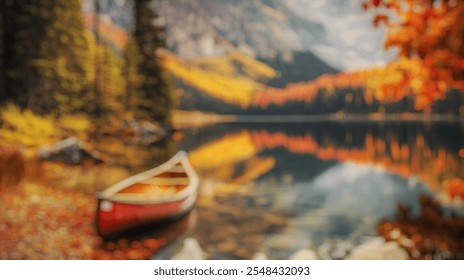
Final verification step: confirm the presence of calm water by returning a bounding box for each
[9,120,464,259]
[171,121,464,259]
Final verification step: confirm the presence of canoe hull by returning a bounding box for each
[95,151,199,238]
[96,194,196,238]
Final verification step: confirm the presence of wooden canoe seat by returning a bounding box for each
[139,177,190,186]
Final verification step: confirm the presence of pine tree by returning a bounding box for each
[2,0,44,108]
[134,0,174,124]
[1,0,90,114]
[38,0,89,114]
[98,43,126,117]
[0,0,5,103]
[123,38,142,116]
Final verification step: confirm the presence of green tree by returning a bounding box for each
[98,43,126,117]
[134,0,174,124]
[0,0,5,102]
[123,38,142,116]
[2,0,43,107]
[38,0,89,114]
[1,0,89,114]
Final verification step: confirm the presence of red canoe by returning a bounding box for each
[95,151,199,238]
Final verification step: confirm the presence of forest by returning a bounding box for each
[0,0,174,147]
[1,0,463,132]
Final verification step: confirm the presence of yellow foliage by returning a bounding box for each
[162,51,276,108]
[0,104,59,147]
[364,56,454,108]
[189,131,257,170]
[366,0,464,108]
[0,104,94,150]
[228,51,277,79]
[210,164,237,182]
[233,157,276,185]
[58,114,92,133]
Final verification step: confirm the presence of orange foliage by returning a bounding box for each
[257,1,463,110]
[0,148,25,189]
[444,178,464,200]
[84,13,128,50]
[378,195,464,259]
[252,72,367,108]
[0,180,187,259]
[248,130,463,202]
[364,0,464,108]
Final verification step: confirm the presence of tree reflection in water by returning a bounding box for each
[0,147,25,190]
[378,194,464,260]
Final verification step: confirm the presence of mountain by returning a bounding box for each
[161,50,277,109]
[82,0,392,70]
[154,0,325,59]
[82,0,132,30]
[153,0,390,71]
[281,0,393,70]
[83,0,390,71]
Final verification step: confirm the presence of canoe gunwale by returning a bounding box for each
[97,150,199,205]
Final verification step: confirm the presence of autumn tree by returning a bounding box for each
[133,0,174,124]
[1,0,90,114]
[364,0,464,109]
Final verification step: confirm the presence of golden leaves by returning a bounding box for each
[0,104,60,148]
[364,0,464,108]
[189,131,257,171]
[161,51,276,108]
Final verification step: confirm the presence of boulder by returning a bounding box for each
[346,237,408,260]
[171,238,206,260]
[37,137,105,164]
[119,120,171,145]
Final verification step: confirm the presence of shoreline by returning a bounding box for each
[173,111,463,127]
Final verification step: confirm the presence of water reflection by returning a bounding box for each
[24,136,179,194]
[184,122,463,204]
[1,121,463,259]
[94,210,198,260]
[178,121,464,259]
[257,163,428,259]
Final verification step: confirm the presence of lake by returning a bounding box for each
[171,121,464,259]
[1,120,463,259]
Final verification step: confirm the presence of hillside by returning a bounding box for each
[162,50,277,108]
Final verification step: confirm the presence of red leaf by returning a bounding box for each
[374,15,389,27]
[362,2,369,10]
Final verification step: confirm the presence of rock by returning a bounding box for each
[171,238,206,260]
[290,249,318,260]
[37,137,105,164]
[346,237,408,260]
[252,252,268,260]
[317,240,353,260]
[119,120,170,145]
